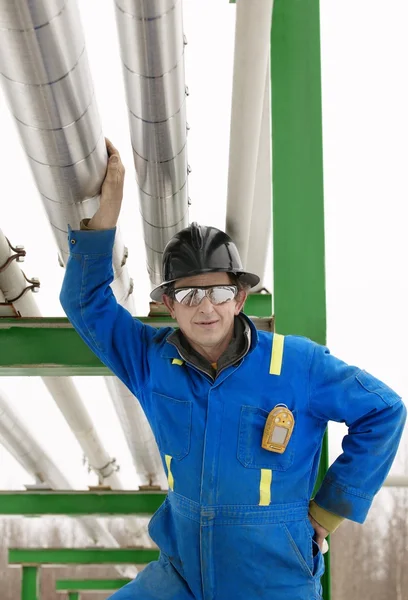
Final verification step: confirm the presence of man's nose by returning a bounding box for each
[198,296,214,313]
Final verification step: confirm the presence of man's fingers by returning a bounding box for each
[105,137,120,160]
[316,535,329,554]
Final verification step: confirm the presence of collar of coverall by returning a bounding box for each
[162,313,258,378]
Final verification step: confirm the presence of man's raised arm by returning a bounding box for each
[60,139,158,398]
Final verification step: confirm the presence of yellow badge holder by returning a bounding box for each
[262,404,295,454]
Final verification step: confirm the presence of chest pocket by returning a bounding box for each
[152,392,192,460]
[237,405,295,471]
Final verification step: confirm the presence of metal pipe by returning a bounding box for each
[0,0,129,300]
[105,377,168,489]
[113,0,190,287]
[225,0,274,268]
[383,475,408,488]
[245,65,272,292]
[0,389,139,571]
[0,0,165,489]
[0,229,151,546]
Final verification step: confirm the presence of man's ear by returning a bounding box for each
[162,294,175,318]
[234,291,247,315]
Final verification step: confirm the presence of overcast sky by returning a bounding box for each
[0,0,406,489]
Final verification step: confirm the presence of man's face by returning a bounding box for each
[162,272,247,351]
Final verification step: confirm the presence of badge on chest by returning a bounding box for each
[262,404,295,454]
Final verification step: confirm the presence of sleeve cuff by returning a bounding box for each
[68,224,116,256]
[313,477,373,524]
[309,500,344,533]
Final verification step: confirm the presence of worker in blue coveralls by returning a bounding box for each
[60,140,406,600]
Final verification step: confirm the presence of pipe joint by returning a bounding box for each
[87,457,120,482]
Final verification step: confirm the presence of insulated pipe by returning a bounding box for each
[113,0,190,287]
[0,389,139,579]
[0,0,130,303]
[245,66,272,291]
[0,229,152,546]
[105,378,168,490]
[383,476,408,487]
[225,0,274,268]
[0,0,165,489]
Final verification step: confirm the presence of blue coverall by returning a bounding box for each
[60,226,407,600]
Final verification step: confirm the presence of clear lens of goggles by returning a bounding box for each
[173,285,238,307]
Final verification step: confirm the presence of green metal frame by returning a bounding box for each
[21,567,39,600]
[244,293,272,318]
[0,316,273,376]
[0,491,166,516]
[13,551,158,600]
[1,492,164,599]
[56,579,131,592]
[9,548,159,565]
[271,0,330,597]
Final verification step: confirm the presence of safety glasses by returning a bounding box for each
[171,285,238,307]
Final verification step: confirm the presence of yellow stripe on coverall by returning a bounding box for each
[269,334,284,375]
[259,469,272,506]
[165,454,174,491]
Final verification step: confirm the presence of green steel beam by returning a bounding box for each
[9,548,159,565]
[0,317,273,376]
[271,1,330,598]
[0,491,166,516]
[56,579,131,592]
[271,0,326,342]
[21,566,38,600]
[0,317,168,376]
[68,594,79,600]
[244,293,272,318]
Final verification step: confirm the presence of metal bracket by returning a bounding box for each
[0,238,26,273]
[85,456,120,484]
[121,246,129,267]
[5,272,40,304]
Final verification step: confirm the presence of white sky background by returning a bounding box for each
[0,0,407,490]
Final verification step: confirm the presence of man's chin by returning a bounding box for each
[192,331,221,346]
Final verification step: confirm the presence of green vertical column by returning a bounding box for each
[270,0,330,598]
[21,567,39,600]
[68,594,80,600]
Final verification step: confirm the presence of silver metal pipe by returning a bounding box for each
[113,0,190,286]
[226,0,274,268]
[383,475,408,488]
[0,229,152,547]
[0,0,165,490]
[0,0,129,302]
[0,389,140,577]
[245,64,272,292]
[105,377,168,489]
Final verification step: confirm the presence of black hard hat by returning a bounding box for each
[150,222,260,302]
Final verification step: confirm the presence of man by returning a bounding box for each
[60,140,406,600]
